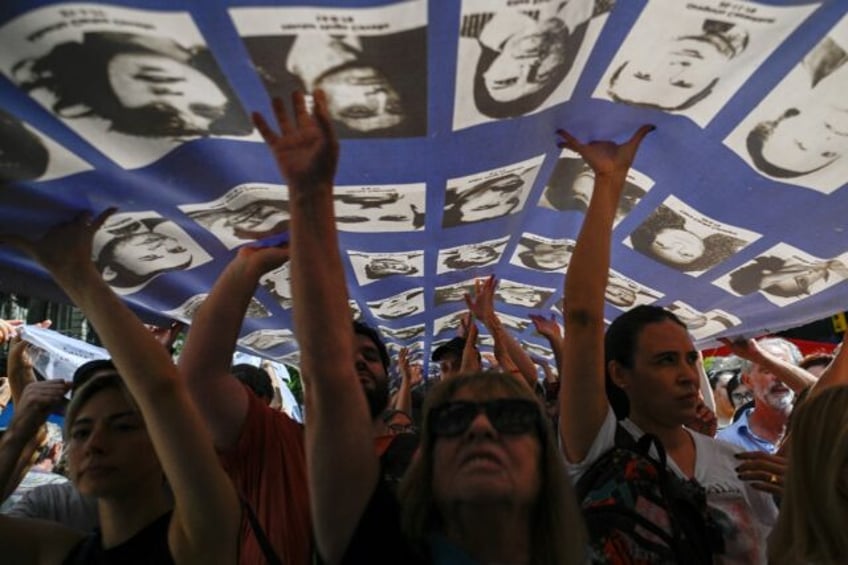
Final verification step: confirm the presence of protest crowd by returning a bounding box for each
[0,90,846,565]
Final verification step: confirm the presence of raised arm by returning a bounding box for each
[466,275,537,389]
[719,338,817,393]
[806,331,848,401]
[0,380,68,505]
[394,347,422,415]
[254,91,375,564]
[178,244,288,449]
[558,125,654,463]
[530,313,564,378]
[1,213,240,564]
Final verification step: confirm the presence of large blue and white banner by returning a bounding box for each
[0,0,846,369]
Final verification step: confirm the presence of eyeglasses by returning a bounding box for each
[428,398,541,438]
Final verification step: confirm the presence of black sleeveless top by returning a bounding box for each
[62,511,173,565]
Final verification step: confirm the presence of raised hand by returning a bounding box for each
[530,314,562,342]
[235,244,290,280]
[253,90,339,190]
[556,125,654,178]
[8,380,69,439]
[0,320,23,343]
[0,209,114,280]
[464,275,496,322]
[717,337,762,362]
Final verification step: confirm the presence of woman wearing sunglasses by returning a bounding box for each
[252,90,586,564]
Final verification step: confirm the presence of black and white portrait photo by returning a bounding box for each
[333,184,426,232]
[433,310,468,336]
[724,17,848,194]
[539,150,652,225]
[509,233,575,273]
[495,279,555,309]
[437,236,509,274]
[0,108,91,183]
[626,195,760,276]
[378,324,425,341]
[1,5,252,168]
[442,156,542,228]
[434,279,478,307]
[593,0,816,127]
[231,1,426,138]
[164,293,271,323]
[367,288,425,320]
[239,329,295,352]
[453,0,614,130]
[348,250,424,286]
[664,301,740,341]
[713,242,848,307]
[605,270,663,310]
[260,263,292,310]
[92,212,212,295]
[180,183,289,249]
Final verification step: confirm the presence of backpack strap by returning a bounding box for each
[241,496,284,565]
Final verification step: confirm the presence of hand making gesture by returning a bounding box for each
[253,90,339,191]
[557,125,654,179]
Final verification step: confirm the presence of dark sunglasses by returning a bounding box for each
[428,398,541,438]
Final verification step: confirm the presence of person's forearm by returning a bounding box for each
[485,313,536,389]
[395,372,412,415]
[0,425,39,505]
[291,181,377,563]
[560,171,625,461]
[6,350,36,407]
[751,348,817,393]
[180,258,258,387]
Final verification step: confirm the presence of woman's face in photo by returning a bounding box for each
[107,53,228,132]
[531,243,570,270]
[760,89,848,176]
[318,66,404,132]
[483,18,567,102]
[650,228,705,265]
[605,282,637,307]
[458,175,523,223]
[761,262,829,296]
[455,246,497,265]
[111,232,191,276]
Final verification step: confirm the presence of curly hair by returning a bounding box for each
[14,32,251,138]
[629,205,745,272]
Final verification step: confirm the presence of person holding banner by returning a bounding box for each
[252,90,587,564]
[0,211,241,564]
[556,124,778,563]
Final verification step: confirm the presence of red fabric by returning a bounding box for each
[702,337,837,358]
[219,389,312,565]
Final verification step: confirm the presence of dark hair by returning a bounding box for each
[473,19,576,119]
[0,109,49,183]
[629,205,745,272]
[231,363,274,401]
[14,32,251,138]
[431,337,466,362]
[353,321,389,373]
[71,359,118,393]
[799,351,834,373]
[604,305,687,418]
[442,175,524,227]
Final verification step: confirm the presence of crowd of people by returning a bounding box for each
[0,89,845,564]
